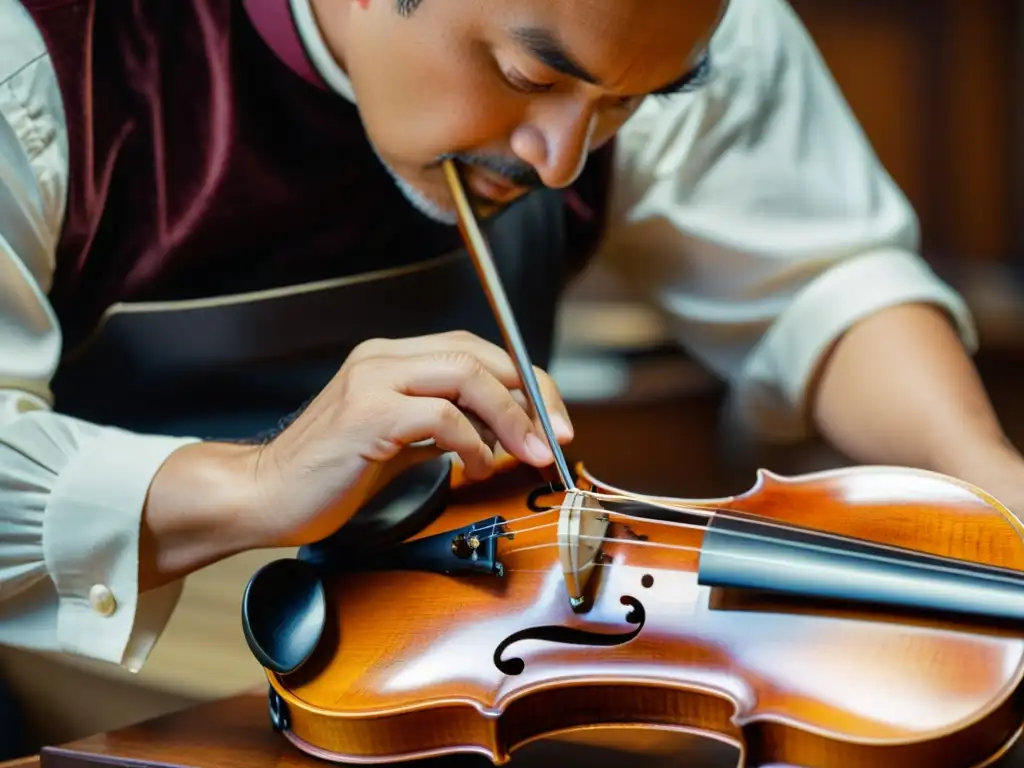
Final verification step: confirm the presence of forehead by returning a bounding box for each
[490,0,725,90]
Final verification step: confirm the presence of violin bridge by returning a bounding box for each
[558,490,610,609]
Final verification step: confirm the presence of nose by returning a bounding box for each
[510,99,597,189]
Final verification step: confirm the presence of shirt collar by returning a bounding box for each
[289,0,358,103]
[242,0,357,103]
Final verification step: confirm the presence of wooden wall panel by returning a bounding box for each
[787,0,1020,264]
[941,1,1018,261]
[787,2,932,239]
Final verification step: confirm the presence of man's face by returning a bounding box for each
[312,0,725,223]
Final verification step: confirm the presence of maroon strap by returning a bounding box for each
[241,0,328,90]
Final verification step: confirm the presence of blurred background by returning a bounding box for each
[552,0,1024,490]
[4,0,1024,760]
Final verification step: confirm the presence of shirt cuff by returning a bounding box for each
[736,248,978,442]
[43,430,200,672]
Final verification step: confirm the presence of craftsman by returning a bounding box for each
[0,0,1020,693]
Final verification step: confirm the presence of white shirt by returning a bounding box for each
[0,0,975,672]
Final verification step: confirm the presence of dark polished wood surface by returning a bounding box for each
[37,690,742,768]
[29,687,1024,768]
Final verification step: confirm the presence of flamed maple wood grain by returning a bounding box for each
[258,459,1024,767]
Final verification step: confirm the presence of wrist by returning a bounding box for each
[140,440,268,591]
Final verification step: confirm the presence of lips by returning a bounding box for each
[466,170,525,204]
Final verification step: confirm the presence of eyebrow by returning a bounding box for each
[510,26,711,97]
[511,26,600,84]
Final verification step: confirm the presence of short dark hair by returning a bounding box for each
[396,0,423,16]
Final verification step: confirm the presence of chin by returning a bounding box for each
[395,176,460,226]
[395,171,517,224]
[376,152,515,226]
[368,144,459,225]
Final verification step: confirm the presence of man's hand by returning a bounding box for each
[246,330,573,545]
[140,330,573,590]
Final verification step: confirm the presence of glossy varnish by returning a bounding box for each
[267,461,1024,767]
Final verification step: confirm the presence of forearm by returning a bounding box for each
[810,302,1020,480]
[140,440,265,593]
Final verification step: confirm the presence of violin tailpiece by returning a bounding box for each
[369,515,513,577]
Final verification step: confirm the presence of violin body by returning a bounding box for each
[249,460,1024,767]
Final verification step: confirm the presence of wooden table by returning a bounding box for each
[30,689,737,768]
[13,686,1024,768]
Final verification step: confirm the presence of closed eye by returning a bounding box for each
[501,51,712,105]
[503,67,556,94]
[650,53,712,99]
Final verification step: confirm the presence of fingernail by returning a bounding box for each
[526,433,553,463]
[552,415,573,440]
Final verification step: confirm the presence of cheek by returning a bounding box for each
[361,72,525,162]
[343,17,525,160]
[591,107,637,149]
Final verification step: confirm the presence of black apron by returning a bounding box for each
[49,188,569,442]
[46,189,602,768]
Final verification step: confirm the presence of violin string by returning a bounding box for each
[467,481,1024,579]
[471,501,1024,588]
[494,531,1024,589]
[468,491,713,543]
[572,484,1024,582]
[496,533,699,559]
[476,506,707,543]
[586,493,1024,580]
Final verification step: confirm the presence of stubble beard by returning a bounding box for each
[369,142,459,226]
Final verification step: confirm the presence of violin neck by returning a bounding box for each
[696,513,1024,624]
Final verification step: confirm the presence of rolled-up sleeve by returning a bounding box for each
[597,0,976,441]
[0,3,198,672]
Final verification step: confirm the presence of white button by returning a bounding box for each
[88,584,117,617]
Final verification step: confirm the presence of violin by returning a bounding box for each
[242,455,1024,767]
[239,161,1024,766]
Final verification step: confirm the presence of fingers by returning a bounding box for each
[464,412,498,451]
[386,395,496,480]
[509,384,573,446]
[386,353,554,467]
[353,331,573,442]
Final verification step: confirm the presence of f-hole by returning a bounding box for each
[492,595,646,676]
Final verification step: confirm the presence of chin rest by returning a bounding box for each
[242,455,454,676]
[298,455,453,566]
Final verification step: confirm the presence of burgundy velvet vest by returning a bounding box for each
[21,0,612,337]
[19,0,614,438]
